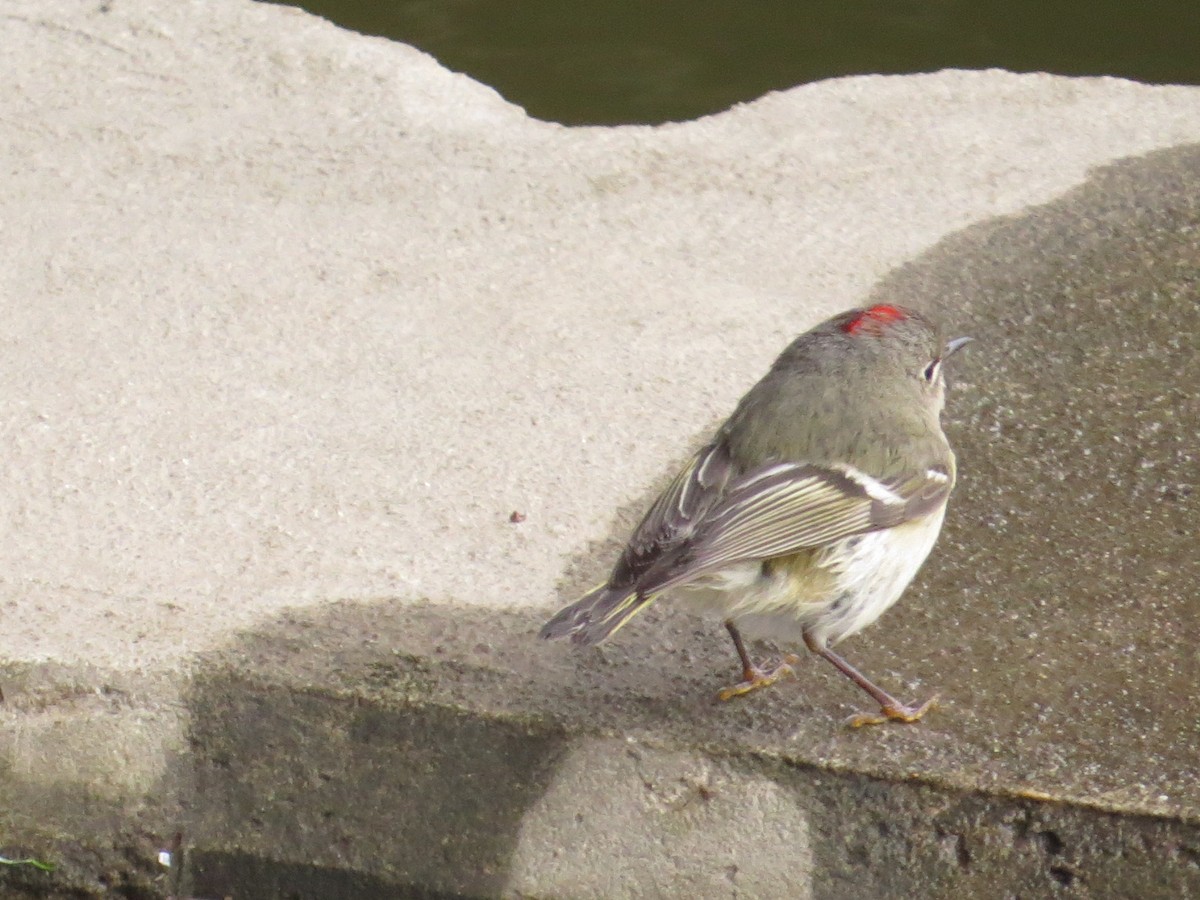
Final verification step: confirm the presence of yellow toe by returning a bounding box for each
[717,658,799,702]
[846,695,939,728]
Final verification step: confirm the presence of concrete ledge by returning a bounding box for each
[3,0,1200,896]
[171,597,1199,898]
[14,596,1196,897]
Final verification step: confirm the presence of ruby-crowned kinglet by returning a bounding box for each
[541,304,971,727]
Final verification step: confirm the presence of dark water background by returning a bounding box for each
[264,0,1200,124]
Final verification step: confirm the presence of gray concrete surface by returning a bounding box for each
[1,0,1199,896]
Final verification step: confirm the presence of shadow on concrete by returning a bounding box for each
[181,595,1200,898]
[875,139,1200,808]
[174,143,1200,898]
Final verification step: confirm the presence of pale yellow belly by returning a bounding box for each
[674,507,947,648]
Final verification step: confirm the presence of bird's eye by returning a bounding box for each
[923,359,941,383]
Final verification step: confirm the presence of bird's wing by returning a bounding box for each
[638,461,953,594]
[608,439,735,587]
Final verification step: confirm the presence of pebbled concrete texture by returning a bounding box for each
[1,0,1199,896]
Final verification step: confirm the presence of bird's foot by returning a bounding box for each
[717,654,801,701]
[845,694,939,728]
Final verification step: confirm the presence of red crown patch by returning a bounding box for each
[842,304,907,335]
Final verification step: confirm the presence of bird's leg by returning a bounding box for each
[802,630,937,727]
[717,620,800,701]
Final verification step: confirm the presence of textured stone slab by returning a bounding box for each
[1,0,1199,895]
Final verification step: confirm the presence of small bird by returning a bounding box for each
[541,304,971,726]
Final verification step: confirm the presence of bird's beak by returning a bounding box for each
[944,336,973,358]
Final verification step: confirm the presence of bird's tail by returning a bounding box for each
[539,582,658,645]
